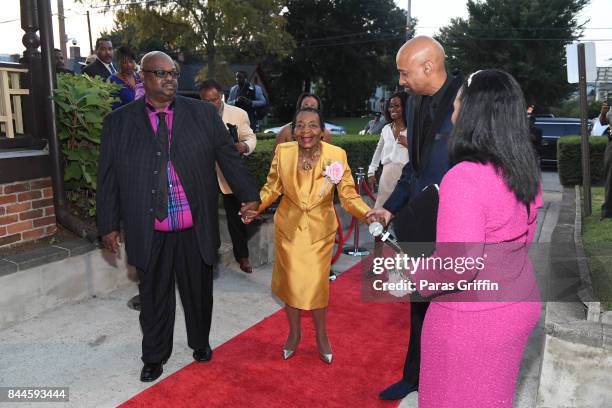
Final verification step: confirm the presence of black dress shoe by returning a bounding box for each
[140,362,163,382]
[379,379,418,400]
[193,346,213,362]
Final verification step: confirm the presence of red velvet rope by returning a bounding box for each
[331,177,377,265]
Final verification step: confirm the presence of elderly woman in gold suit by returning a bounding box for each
[241,108,371,364]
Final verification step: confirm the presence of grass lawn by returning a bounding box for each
[582,186,612,310]
[328,117,371,134]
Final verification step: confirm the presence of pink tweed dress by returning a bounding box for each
[416,161,542,408]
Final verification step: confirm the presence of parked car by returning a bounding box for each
[263,122,347,135]
[534,117,582,166]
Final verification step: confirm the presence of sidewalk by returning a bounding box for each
[0,171,570,407]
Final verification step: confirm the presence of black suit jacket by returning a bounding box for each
[82,59,112,80]
[383,74,462,242]
[97,96,260,270]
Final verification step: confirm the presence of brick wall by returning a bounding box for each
[0,177,56,247]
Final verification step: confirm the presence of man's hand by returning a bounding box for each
[367,175,377,192]
[102,231,121,255]
[239,201,260,224]
[234,142,249,155]
[366,208,393,227]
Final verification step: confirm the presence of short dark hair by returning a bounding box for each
[295,92,323,112]
[449,69,540,206]
[95,38,112,50]
[115,45,135,62]
[384,91,408,124]
[198,79,223,93]
[291,107,325,133]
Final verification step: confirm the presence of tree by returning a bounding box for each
[436,0,588,108]
[102,5,200,60]
[83,0,294,77]
[269,0,409,119]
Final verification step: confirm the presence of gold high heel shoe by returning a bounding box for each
[283,348,295,360]
[283,334,300,360]
[317,337,333,364]
[319,352,333,364]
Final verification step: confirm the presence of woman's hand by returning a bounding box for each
[367,175,377,192]
[397,134,408,147]
[239,202,260,224]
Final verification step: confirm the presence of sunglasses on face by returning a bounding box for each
[143,69,180,79]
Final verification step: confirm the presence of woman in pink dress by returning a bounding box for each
[414,69,542,407]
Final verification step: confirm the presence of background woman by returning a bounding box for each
[274,93,332,149]
[367,91,409,260]
[108,45,144,110]
[242,108,370,364]
[414,69,542,407]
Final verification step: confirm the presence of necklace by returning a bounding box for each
[392,122,406,140]
[299,145,321,171]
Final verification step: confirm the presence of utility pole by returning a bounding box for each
[86,10,93,55]
[406,0,412,41]
[57,0,67,60]
[578,43,591,216]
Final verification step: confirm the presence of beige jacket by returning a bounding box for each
[216,103,257,194]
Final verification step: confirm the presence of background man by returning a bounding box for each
[82,38,116,79]
[367,36,463,400]
[598,101,612,218]
[199,78,257,273]
[362,111,386,135]
[97,51,259,383]
[54,48,73,74]
[227,70,267,131]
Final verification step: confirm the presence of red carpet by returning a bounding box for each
[120,262,410,408]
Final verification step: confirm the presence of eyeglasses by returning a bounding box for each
[294,123,321,131]
[142,70,180,79]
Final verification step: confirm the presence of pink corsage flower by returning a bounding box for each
[320,160,344,196]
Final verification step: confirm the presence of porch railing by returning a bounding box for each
[0,64,29,139]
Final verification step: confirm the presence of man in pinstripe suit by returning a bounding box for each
[97,51,260,382]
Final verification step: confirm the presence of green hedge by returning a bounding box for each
[557,136,608,186]
[255,133,277,141]
[246,135,380,187]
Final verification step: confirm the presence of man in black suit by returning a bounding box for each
[81,38,116,80]
[367,36,462,400]
[97,51,260,382]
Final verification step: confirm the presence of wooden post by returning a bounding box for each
[578,43,591,217]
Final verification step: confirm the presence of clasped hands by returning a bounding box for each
[239,201,260,224]
[365,207,393,227]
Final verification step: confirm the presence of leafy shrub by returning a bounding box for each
[54,74,119,217]
[557,136,608,186]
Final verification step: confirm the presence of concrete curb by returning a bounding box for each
[573,185,601,321]
[544,187,611,350]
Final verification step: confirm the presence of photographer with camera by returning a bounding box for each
[598,101,612,218]
[227,70,267,131]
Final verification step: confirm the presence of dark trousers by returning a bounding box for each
[602,140,612,218]
[138,228,213,364]
[402,299,430,385]
[222,193,249,261]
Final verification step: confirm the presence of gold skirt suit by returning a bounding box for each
[258,142,371,310]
